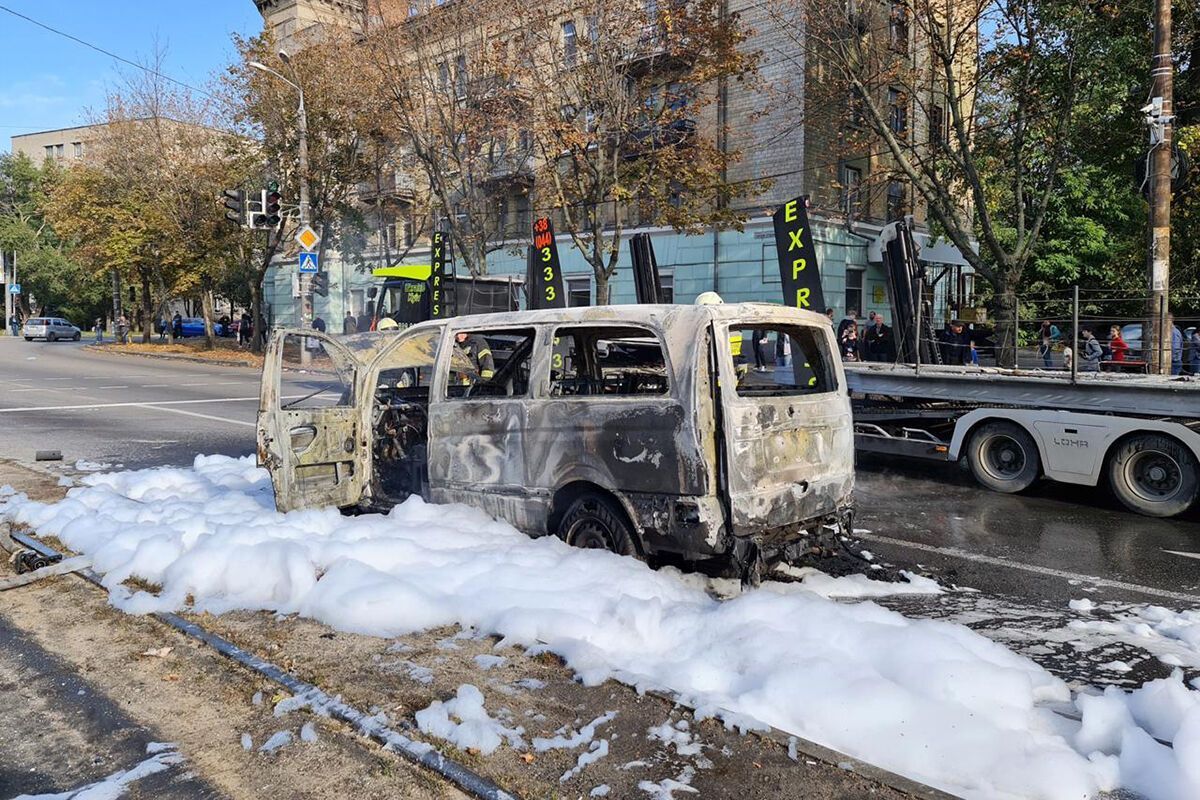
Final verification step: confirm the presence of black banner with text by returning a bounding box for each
[428,231,448,319]
[772,195,825,313]
[527,217,566,309]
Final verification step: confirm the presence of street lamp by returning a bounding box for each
[249,52,313,345]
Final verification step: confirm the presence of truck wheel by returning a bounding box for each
[1107,434,1199,518]
[558,493,639,558]
[967,421,1040,493]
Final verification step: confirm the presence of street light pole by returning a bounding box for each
[250,53,312,346]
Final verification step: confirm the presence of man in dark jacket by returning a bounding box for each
[939,320,973,365]
[864,316,894,362]
[343,310,356,335]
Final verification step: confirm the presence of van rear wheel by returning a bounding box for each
[558,493,639,558]
[1108,434,1199,518]
[966,421,1040,493]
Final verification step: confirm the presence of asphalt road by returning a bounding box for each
[0,336,261,470]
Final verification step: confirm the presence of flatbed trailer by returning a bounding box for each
[846,363,1200,518]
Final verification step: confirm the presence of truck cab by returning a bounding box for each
[257,304,854,571]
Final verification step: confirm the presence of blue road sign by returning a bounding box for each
[298,252,319,274]
[8,283,20,294]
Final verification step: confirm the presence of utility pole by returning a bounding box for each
[1146,0,1173,375]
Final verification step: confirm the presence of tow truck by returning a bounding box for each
[850,222,1200,518]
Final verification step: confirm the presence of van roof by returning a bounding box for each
[333,303,828,363]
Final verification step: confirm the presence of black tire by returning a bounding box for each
[557,492,639,558]
[1107,434,1199,518]
[46,333,55,342]
[23,337,31,341]
[72,332,81,341]
[966,421,1040,493]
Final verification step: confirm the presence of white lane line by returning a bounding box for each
[0,396,266,413]
[855,532,1200,605]
[98,385,129,389]
[1163,549,1200,562]
[140,384,170,388]
[138,404,257,428]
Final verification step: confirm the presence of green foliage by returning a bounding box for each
[0,153,108,323]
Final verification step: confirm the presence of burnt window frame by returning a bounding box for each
[544,324,673,399]
[441,326,539,401]
[724,323,839,398]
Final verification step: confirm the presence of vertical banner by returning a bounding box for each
[772,195,826,313]
[428,231,447,319]
[529,216,566,309]
[629,233,663,304]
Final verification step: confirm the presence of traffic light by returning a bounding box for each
[311,271,329,297]
[264,188,282,227]
[222,188,245,227]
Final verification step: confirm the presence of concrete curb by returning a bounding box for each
[83,344,261,370]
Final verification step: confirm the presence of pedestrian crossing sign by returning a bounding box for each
[298,252,319,274]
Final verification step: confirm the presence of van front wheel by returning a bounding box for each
[558,493,639,559]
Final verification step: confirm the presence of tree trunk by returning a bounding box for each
[200,288,216,351]
[139,269,153,344]
[993,283,1019,368]
[594,267,610,305]
[249,277,265,356]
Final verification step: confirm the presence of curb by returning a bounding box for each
[83,344,261,370]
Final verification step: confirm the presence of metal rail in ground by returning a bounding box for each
[845,363,1200,419]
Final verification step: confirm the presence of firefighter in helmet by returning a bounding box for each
[455,331,495,382]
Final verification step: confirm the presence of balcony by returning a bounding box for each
[622,117,697,160]
[358,169,417,203]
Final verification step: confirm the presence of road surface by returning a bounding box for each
[0,336,260,470]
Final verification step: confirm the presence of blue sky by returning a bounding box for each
[0,1,264,152]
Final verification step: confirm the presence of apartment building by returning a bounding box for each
[10,124,103,165]
[253,0,975,327]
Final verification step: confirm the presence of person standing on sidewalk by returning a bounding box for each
[1080,328,1103,372]
[115,314,129,344]
[93,316,104,342]
[343,310,356,335]
[1037,320,1060,369]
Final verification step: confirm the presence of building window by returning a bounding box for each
[888,88,907,137]
[929,105,946,145]
[351,289,366,317]
[567,277,591,307]
[438,61,450,93]
[562,21,578,67]
[845,269,865,315]
[72,141,83,158]
[55,143,64,159]
[44,145,54,160]
[848,89,866,128]
[454,55,467,99]
[840,164,862,218]
[889,0,909,53]
[886,180,907,222]
[516,195,531,231]
[659,273,674,303]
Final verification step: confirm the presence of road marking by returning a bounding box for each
[855,532,1200,605]
[0,397,265,413]
[141,404,256,428]
[1163,549,1200,562]
[98,385,129,389]
[140,384,170,388]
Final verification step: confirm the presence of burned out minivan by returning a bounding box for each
[257,304,854,578]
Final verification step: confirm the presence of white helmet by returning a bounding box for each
[694,291,724,305]
[377,317,399,331]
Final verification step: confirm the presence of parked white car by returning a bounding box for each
[23,317,82,342]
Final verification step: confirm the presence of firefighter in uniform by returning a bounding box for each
[455,332,495,382]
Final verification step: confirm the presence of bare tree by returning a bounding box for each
[513,0,761,303]
[366,0,535,276]
[769,0,1107,363]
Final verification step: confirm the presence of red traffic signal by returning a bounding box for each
[265,190,282,226]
